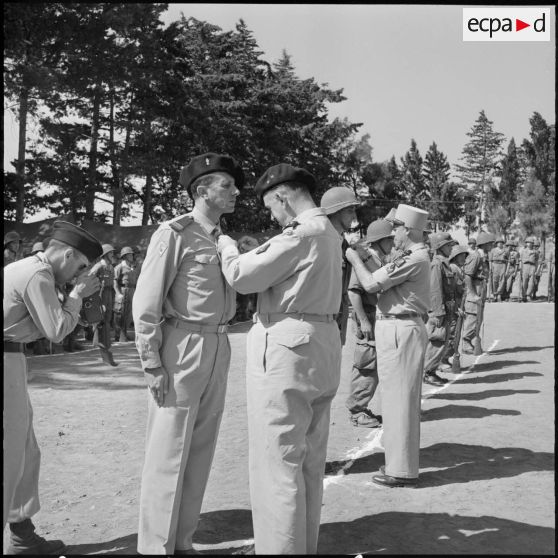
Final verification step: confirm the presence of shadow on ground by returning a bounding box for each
[333,443,554,487]
[65,533,137,555]
[421,404,520,422]
[471,359,540,373]
[427,389,539,401]
[194,509,253,544]
[488,345,553,355]
[318,511,555,554]
[454,371,542,385]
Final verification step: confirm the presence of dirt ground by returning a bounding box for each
[3,293,555,554]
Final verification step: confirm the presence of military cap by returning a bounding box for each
[255,163,316,199]
[449,244,469,262]
[51,221,103,261]
[30,241,44,255]
[101,243,116,257]
[383,208,404,226]
[505,239,516,247]
[524,237,534,245]
[365,219,395,243]
[393,204,429,231]
[119,246,135,258]
[179,152,244,196]
[476,231,496,246]
[320,187,358,215]
[496,238,505,244]
[430,231,457,251]
[4,231,21,245]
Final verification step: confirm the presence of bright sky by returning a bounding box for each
[3,4,555,224]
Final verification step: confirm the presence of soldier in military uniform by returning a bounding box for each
[90,244,118,366]
[532,238,544,298]
[30,241,44,257]
[217,163,342,554]
[423,232,458,386]
[3,221,101,554]
[467,237,477,253]
[548,244,555,302]
[4,231,21,267]
[132,153,243,555]
[346,203,430,488]
[345,219,400,428]
[114,246,138,342]
[490,238,508,302]
[461,232,495,354]
[502,239,520,301]
[520,237,538,301]
[320,186,359,345]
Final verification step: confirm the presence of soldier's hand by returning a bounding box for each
[431,315,444,328]
[144,366,169,407]
[73,272,100,298]
[237,235,260,254]
[360,317,373,340]
[345,247,360,265]
[217,234,238,253]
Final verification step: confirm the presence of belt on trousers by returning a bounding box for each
[254,312,336,324]
[522,262,536,266]
[165,317,228,334]
[376,312,422,320]
[4,341,25,353]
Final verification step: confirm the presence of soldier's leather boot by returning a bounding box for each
[7,519,66,555]
[99,346,118,367]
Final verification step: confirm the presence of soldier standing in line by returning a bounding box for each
[502,239,520,301]
[548,244,555,302]
[467,237,477,253]
[4,231,21,267]
[114,246,137,342]
[520,237,538,302]
[133,153,243,555]
[217,163,342,554]
[345,218,400,428]
[320,186,360,345]
[3,221,101,554]
[532,238,544,298]
[461,232,495,354]
[90,244,118,366]
[423,232,458,386]
[346,203,430,488]
[490,238,508,302]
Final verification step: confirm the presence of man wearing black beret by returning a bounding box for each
[3,220,102,554]
[133,152,243,554]
[216,163,343,554]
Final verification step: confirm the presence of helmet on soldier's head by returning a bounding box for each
[119,246,135,258]
[449,244,469,262]
[320,187,359,215]
[4,231,21,246]
[496,238,505,244]
[467,238,477,246]
[365,219,395,243]
[30,241,44,255]
[524,237,534,245]
[476,231,496,247]
[101,244,116,257]
[430,232,457,251]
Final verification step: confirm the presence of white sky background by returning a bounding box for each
[3,4,555,224]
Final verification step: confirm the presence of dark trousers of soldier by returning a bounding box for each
[549,267,555,301]
[115,287,135,341]
[502,270,517,300]
[93,289,115,349]
[462,308,482,352]
[424,314,452,373]
[491,264,506,299]
[345,337,378,414]
[522,265,536,300]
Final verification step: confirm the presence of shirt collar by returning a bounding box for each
[294,207,326,224]
[191,207,220,236]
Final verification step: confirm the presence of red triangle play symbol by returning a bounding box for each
[516,19,530,31]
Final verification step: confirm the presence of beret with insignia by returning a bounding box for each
[51,221,103,262]
[255,163,316,199]
[179,152,244,196]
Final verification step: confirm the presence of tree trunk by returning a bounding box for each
[86,85,101,220]
[15,87,29,223]
[142,171,153,225]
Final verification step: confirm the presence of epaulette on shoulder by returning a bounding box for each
[168,215,194,233]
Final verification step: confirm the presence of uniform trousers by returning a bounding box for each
[522,265,536,298]
[137,324,231,555]
[375,317,427,479]
[424,314,452,373]
[491,263,506,295]
[246,319,341,554]
[345,338,378,413]
[93,288,115,349]
[504,270,517,299]
[3,353,41,530]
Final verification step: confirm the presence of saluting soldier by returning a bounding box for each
[4,231,21,267]
[90,244,118,366]
[217,163,342,554]
[490,238,508,301]
[3,221,101,553]
[346,203,430,488]
[520,237,538,301]
[114,246,138,341]
[345,218,400,428]
[503,239,520,301]
[423,232,458,386]
[320,186,360,345]
[461,231,495,354]
[132,153,243,555]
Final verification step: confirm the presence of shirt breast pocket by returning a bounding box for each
[187,252,220,287]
